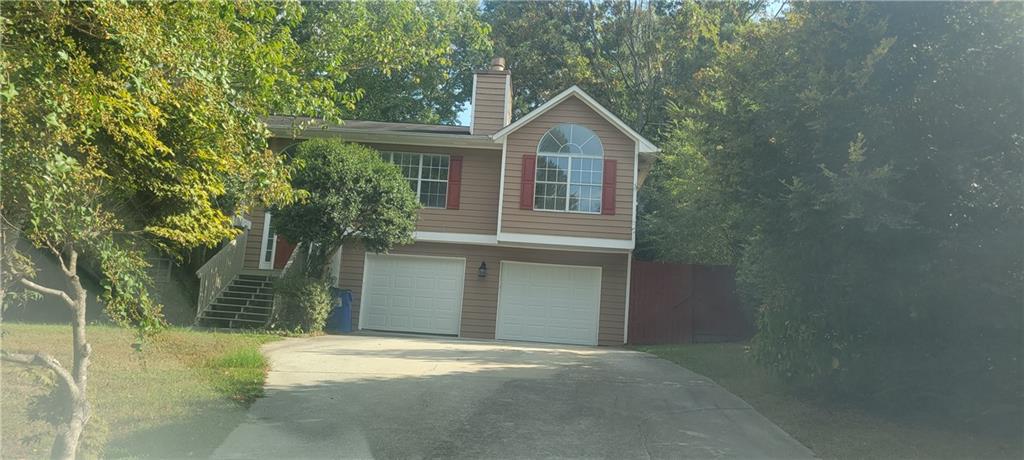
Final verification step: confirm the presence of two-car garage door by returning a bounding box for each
[360,255,602,346]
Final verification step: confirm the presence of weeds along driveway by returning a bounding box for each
[212,333,813,459]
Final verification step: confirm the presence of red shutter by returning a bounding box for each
[447,155,463,210]
[602,159,617,215]
[520,155,537,210]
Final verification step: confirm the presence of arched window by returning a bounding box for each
[534,124,604,213]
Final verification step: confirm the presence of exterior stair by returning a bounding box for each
[197,273,276,328]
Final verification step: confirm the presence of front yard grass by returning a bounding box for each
[637,343,1022,459]
[1,322,281,458]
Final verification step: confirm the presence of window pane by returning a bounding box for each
[387,152,420,181]
[421,154,449,180]
[569,184,602,213]
[534,182,567,210]
[536,155,568,183]
[420,180,448,208]
[539,133,562,153]
[382,152,450,206]
[571,158,603,185]
[548,124,571,146]
[578,135,604,157]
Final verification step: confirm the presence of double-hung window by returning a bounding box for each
[380,152,449,208]
[535,123,604,213]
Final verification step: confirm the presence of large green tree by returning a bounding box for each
[294,0,492,125]
[644,1,1023,414]
[0,1,456,456]
[483,0,759,139]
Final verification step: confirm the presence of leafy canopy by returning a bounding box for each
[298,0,493,124]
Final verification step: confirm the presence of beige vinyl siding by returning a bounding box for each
[243,208,267,270]
[501,96,635,240]
[472,72,510,134]
[338,241,628,345]
[362,143,500,235]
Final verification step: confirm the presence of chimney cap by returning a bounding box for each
[476,57,509,75]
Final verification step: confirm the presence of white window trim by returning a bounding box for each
[534,152,603,215]
[382,151,451,209]
[258,212,277,270]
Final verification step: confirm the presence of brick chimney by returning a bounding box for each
[470,57,511,135]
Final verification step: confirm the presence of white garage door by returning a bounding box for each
[496,261,602,346]
[360,254,465,335]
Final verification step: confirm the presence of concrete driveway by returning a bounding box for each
[213,334,813,459]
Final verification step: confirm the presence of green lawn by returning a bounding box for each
[637,343,1022,459]
[1,323,281,458]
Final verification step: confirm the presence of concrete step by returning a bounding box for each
[202,310,269,322]
[234,280,272,289]
[199,317,266,328]
[208,303,272,313]
[225,285,274,295]
[221,291,274,301]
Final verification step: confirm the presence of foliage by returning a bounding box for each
[635,119,742,264]
[0,1,404,455]
[270,271,332,334]
[483,0,759,139]
[271,139,419,278]
[647,1,1023,415]
[297,0,493,124]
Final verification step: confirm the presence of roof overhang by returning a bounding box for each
[489,86,661,154]
[265,120,500,150]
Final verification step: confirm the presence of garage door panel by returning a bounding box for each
[362,255,465,335]
[496,262,602,346]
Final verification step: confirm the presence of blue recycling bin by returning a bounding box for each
[326,287,353,333]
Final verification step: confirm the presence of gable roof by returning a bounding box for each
[490,86,660,153]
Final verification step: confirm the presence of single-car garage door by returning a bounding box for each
[496,261,602,346]
[360,254,465,335]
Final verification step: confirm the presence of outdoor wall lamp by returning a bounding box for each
[478,261,488,278]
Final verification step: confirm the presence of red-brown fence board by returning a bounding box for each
[628,260,752,345]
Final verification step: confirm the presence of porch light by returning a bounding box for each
[478,261,488,278]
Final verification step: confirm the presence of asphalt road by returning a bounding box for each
[212,333,813,459]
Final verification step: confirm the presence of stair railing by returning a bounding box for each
[265,241,304,327]
[195,229,249,323]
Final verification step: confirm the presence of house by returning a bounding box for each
[195,58,659,346]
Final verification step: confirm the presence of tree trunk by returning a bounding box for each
[11,247,93,459]
[51,267,92,460]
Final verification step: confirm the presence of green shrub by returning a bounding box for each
[271,272,332,333]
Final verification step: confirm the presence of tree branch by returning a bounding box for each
[45,243,74,278]
[1,351,80,398]
[19,278,75,308]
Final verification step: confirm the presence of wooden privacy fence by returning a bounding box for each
[628,260,753,345]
